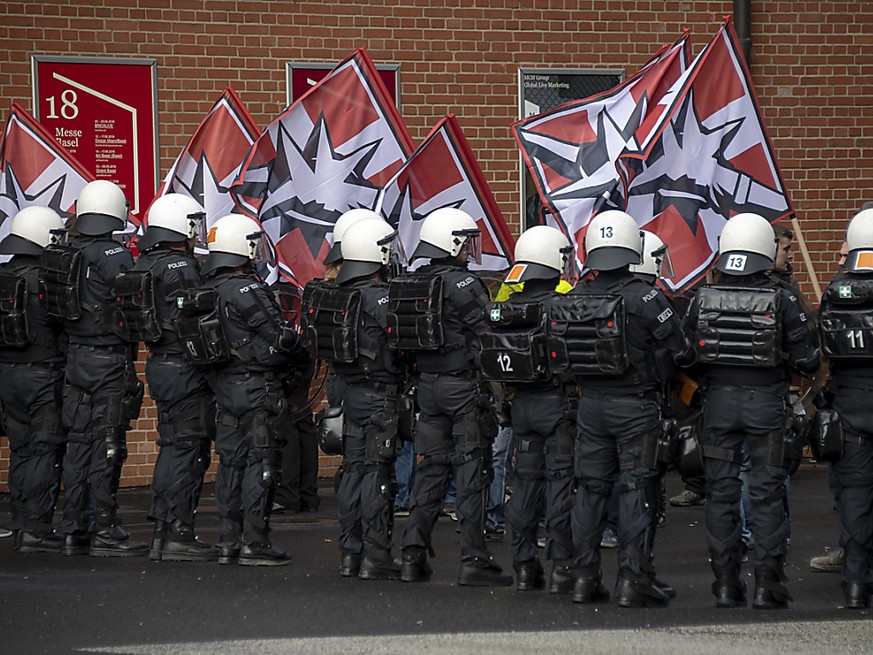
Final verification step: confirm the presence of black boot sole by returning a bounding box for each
[238,557,292,567]
[89,547,148,558]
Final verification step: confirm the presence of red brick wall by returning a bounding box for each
[0,1,870,489]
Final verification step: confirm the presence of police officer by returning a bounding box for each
[818,207,873,608]
[0,206,66,552]
[117,193,217,561]
[203,214,297,566]
[393,207,511,586]
[309,218,405,578]
[479,225,578,592]
[685,212,820,609]
[47,180,147,556]
[568,211,691,607]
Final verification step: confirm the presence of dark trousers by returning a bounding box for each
[145,354,214,527]
[508,387,575,566]
[401,372,493,563]
[275,412,320,511]
[213,371,286,545]
[337,383,397,560]
[701,385,788,577]
[572,390,661,580]
[0,361,65,532]
[833,386,873,586]
[61,343,130,534]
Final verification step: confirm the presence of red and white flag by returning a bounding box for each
[511,33,690,253]
[148,87,259,239]
[376,114,515,271]
[0,102,94,243]
[231,49,413,287]
[619,18,793,292]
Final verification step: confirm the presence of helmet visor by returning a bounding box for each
[189,210,207,247]
[378,229,404,265]
[247,230,276,269]
[455,228,481,265]
[654,243,675,281]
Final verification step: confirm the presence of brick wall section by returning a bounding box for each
[0,1,870,489]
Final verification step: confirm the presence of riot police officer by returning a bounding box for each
[306,218,405,579]
[201,214,298,566]
[116,193,217,561]
[0,206,66,552]
[44,180,147,556]
[567,211,691,607]
[818,207,873,608]
[685,212,820,609]
[392,207,511,586]
[479,225,578,592]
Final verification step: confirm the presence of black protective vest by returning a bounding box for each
[548,291,629,375]
[0,259,59,360]
[332,282,399,381]
[386,273,444,350]
[695,285,783,366]
[820,276,873,360]
[480,300,550,382]
[176,285,229,364]
[302,279,361,363]
[38,242,82,320]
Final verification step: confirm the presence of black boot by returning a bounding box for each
[844,582,871,610]
[149,521,167,562]
[515,559,545,591]
[90,525,148,557]
[752,561,792,610]
[359,553,401,581]
[712,574,747,608]
[16,530,63,554]
[401,547,433,583]
[458,556,514,587]
[615,572,669,608]
[549,563,575,594]
[162,520,218,562]
[238,542,292,566]
[62,532,91,556]
[218,537,241,565]
[340,552,362,577]
[572,567,610,604]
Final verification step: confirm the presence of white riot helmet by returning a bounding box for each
[714,212,777,275]
[507,225,574,283]
[629,231,674,281]
[335,218,400,285]
[845,208,873,273]
[583,210,642,271]
[411,207,481,263]
[324,208,384,265]
[138,194,205,251]
[0,206,65,256]
[203,214,273,275]
[74,180,130,236]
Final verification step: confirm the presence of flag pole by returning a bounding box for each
[790,216,822,301]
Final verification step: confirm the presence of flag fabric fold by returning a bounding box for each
[377,114,515,271]
[231,49,414,287]
[0,102,94,243]
[148,87,259,237]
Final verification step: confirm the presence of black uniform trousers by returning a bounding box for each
[146,353,214,527]
[0,361,65,532]
[701,385,789,576]
[337,383,397,561]
[61,343,131,534]
[402,372,493,563]
[572,389,661,580]
[832,386,873,587]
[508,386,575,566]
[212,370,287,546]
[275,412,320,512]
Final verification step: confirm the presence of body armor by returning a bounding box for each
[820,277,873,359]
[0,272,29,347]
[386,273,444,350]
[38,243,82,320]
[113,270,160,343]
[176,287,229,364]
[302,281,361,363]
[480,301,549,382]
[695,286,782,366]
[547,293,629,375]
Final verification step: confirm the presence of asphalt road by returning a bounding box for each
[1,462,868,655]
